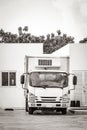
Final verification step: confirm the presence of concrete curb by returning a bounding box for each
[68,107,87,115]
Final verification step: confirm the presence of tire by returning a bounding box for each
[61,108,67,115]
[56,109,59,112]
[25,97,29,112]
[29,108,34,114]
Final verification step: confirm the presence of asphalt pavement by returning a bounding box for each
[0,109,87,130]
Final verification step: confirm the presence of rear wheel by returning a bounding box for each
[25,96,29,112]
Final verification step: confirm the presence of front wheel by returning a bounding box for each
[29,108,34,114]
[61,108,67,115]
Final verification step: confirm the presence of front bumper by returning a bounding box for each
[29,102,68,108]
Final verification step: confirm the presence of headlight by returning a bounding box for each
[59,94,69,103]
[29,93,37,103]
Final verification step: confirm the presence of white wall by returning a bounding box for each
[69,44,87,106]
[70,44,87,71]
[51,43,87,106]
[0,43,43,109]
[52,44,69,57]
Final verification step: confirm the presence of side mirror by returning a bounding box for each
[20,75,25,84]
[73,76,77,85]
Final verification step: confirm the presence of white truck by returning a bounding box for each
[21,56,77,114]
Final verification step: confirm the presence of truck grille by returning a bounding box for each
[37,97,60,103]
[41,97,56,102]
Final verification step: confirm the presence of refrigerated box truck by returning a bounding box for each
[21,56,77,114]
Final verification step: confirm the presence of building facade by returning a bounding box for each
[0,43,43,109]
[0,43,87,109]
[52,43,87,107]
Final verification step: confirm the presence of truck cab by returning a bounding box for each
[28,71,68,114]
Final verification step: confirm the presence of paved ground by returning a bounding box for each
[0,109,87,130]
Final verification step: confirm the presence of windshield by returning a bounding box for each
[30,72,68,88]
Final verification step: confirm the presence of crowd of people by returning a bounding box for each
[0,28,75,53]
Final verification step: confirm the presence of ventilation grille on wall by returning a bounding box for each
[38,59,52,66]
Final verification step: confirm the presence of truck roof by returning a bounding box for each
[25,55,69,59]
[28,70,68,73]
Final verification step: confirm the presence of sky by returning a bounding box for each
[0,0,87,42]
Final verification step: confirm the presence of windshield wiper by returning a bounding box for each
[41,85,49,89]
